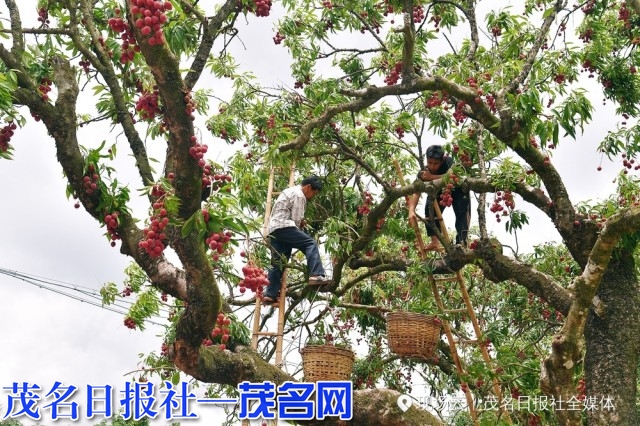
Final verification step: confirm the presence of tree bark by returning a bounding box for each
[584,250,640,425]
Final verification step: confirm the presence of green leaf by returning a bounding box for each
[100,282,119,306]
[171,371,180,385]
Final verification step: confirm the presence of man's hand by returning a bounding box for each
[299,219,307,229]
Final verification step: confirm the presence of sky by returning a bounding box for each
[0,1,629,425]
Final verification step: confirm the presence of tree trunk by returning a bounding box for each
[584,250,640,425]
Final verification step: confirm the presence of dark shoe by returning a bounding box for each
[308,276,333,286]
[262,296,279,305]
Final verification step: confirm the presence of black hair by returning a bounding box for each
[301,175,323,191]
[426,145,445,160]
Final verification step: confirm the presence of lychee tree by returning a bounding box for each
[3,0,640,425]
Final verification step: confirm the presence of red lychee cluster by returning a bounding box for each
[430,14,442,31]
[458,150,473,167]
[78,57,91,74]
[527,414,542,426]
[211,172,232,191]
[365,124,375,139]
[245,0,272,17]
[273,31,285,45]
[579,28,594,44]
[83,164,100,195]
[138,186,169,257]
[453,100,467,125]
[206,230,233,262]
[124,317,137,329]
[183,91,197,120]
[384,61,402,85]
[203,313,232,350]
[135,87,161,121]
[439,185,454,207]
[489,190,515,223]
[394,125,405,139]
[266,113,276,129]
[104,211,122,247]
[293,75,311,89]
[576,378,586,401]
[621,153,639,173]
[510,387,521,400]
[377,0,395,17]
[239,264,269,295]
[357,191,374,215]
[581,0,596,14]
[107,9,139,64]
[0,121,17,153]
[424,91,449,109]
[39,78,52,102]
[412,5,425,23]
[160,342,169,357]
[37,7,50,28]
[482,93,497,112]
[130,0,173,46]
[358,11,382,35]
[619,2,631,28]
[188,135,208,168]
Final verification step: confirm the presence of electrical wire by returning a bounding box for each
[0,266,168,327]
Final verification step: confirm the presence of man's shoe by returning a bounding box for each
[262,296,279,305]
[308,276,333,286]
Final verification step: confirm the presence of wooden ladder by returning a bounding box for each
[249,165,296,366]
[394,160,510,424]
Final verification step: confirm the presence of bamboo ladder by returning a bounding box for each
[394,160,510,424]
[249,165,296,366]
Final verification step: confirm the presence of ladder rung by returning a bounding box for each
[434,276,458,283]
[272,191,281,196]
[443,308,467,314]
[254,331,279,337]
[455,339,478,345]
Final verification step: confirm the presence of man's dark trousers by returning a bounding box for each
[264,227,325,299]
[425,188,471,245]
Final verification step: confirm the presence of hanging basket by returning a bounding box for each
[386,312,442,359]
[300,344,355,382]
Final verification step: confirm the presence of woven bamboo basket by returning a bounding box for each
[300,344,355,382]
[386,312,442,358]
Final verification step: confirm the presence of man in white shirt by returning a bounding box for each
[263,175,332,304]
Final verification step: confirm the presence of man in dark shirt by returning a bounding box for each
[408,145,471,250]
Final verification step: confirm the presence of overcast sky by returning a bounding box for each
[0,1,627,425]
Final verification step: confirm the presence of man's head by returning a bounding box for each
[301,175,323,200]
[426,145,445,173]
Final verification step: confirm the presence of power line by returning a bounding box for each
[0,266,168,327]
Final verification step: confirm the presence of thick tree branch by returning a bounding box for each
[188,345,443,426]
[127,1,223,370]
[401,0,416,82]
[541,206,640,424]
[184,0,238,90]
[4,0,24,57]
[497,0,568,98]
[72,0,155,186]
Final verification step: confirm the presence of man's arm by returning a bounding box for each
[419,169,445,181]
[291,194,306,228]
